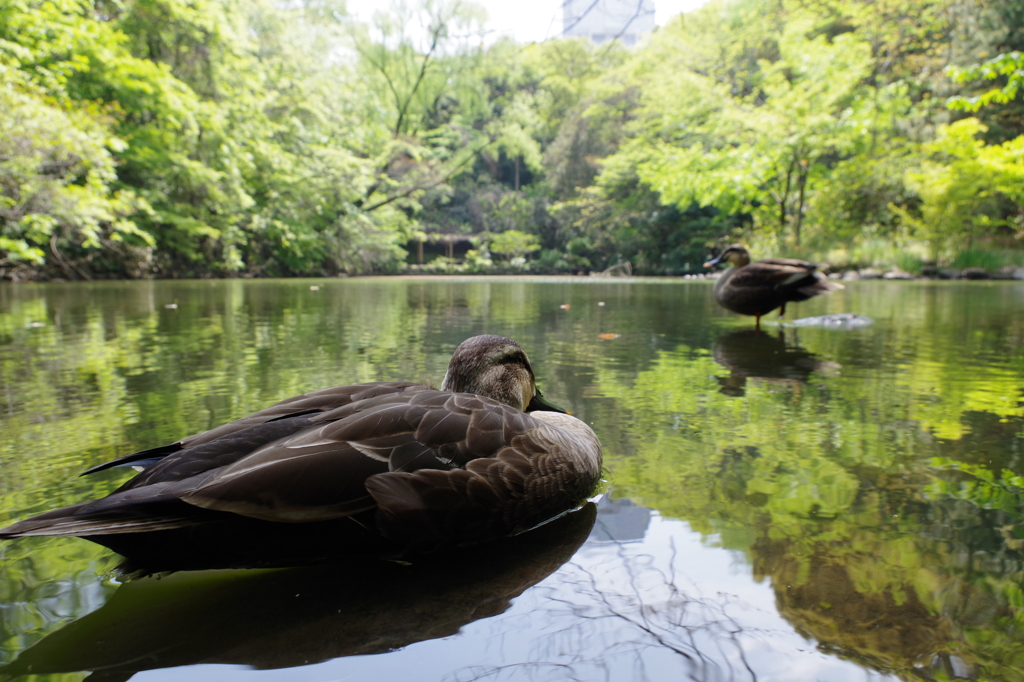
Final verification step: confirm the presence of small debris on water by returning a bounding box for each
[597,302,605,306]
[599,333,621,340]
[164,303,178,310]
[560,304,570,309]
[309,285,320,291]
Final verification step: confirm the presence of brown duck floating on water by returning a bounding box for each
[703,244,844,331]
[0,335,602,565]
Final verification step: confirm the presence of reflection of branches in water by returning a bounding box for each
[453,661,596,682]
[447,534,768,682]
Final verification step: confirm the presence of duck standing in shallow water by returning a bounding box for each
[704,244,844,331]
[0,336,602,564]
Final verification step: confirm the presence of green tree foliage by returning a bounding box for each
[949,51,1024,111]
[487,229,539,261]
[622,11,874,246]
[2,0,1024,279]
[895,118,1024,255]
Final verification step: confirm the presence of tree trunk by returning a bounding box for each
[794,160,809,247]
[779,156,796,234]
[514,156,520,191]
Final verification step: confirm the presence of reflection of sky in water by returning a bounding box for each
[590,495,651,543]
[130,502,896,682]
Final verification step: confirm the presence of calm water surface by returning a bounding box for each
[1,278,1023,682]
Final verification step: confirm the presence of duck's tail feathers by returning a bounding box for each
[798,278,844,297]
[0,505,202,538]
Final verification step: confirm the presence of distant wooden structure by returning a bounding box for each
[410,234,476,264]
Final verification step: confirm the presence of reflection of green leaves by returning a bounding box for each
[928,457,1024,518]
[589,302,1024,676]
[597,346,863,544]
[2,280,1024,677]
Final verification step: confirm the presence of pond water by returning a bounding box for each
[1,277,1023,682]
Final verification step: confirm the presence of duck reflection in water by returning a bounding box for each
[0,504,596,681]
[712,329,840,397]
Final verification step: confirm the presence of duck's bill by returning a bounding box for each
[526,391,568,414]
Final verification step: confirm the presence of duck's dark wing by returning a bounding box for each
[729,260,817,288]
[757,257,817,270]
[181,391,534,524]
[82,382,429,476]
[0,390,549,543]
[730,260,841,299]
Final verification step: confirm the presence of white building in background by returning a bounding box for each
[562,0,656,46]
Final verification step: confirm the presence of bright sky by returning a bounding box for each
[350,0,711,44]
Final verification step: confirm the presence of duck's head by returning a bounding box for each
[704,244,751,268]
[441,335,566,413]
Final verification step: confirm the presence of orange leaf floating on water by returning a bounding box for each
[559,304,570,309]
[598,333,621,340]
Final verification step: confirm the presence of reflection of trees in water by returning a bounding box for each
[555,558,758,681]
[453,585,756,680]
[741,466,1024,681]
[750,520,1024,681]
[589,426,1024,680]
[448,531,812,682]
[0,540,118,663]
[535,465,1024,682]
[752,535,954,678]
[614,401,1024,681]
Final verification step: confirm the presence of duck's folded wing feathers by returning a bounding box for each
[185,382,430,448]
[179,392,526,523]
[728,261,821,290]
[0,505,209,537]
[757,258,817,269]
[367,422,600,553]
[81,382,428,476]
[181,442,389,522]
[0,475,221,537]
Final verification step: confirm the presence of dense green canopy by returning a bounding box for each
[1,0,1023,279]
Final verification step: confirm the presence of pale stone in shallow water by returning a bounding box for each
[785,313,874,330]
